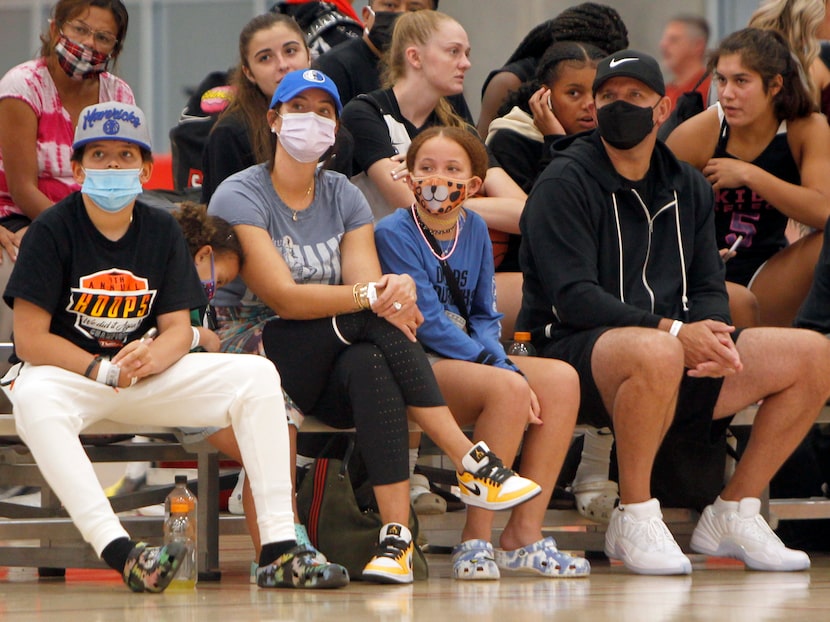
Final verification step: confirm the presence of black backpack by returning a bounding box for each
[270,1,362,58]
[168,70,231,198]
[657,72,710,142]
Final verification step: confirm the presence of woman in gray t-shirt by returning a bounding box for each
[208,69,542,584]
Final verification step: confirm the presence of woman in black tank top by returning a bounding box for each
[667,28,830,327]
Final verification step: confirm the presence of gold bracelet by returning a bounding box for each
[352,282,365,311]
[354,282,371,311]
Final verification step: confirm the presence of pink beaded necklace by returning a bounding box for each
[411,204,461,261]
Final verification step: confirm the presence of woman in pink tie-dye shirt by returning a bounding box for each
[0,0,134,239]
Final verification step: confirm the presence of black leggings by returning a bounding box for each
[261,311,445,486]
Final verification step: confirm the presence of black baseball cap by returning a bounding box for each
[593,50,666,97]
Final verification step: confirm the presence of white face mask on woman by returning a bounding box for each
[273,111,337,163]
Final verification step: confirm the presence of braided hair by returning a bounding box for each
[504,3,628,66]
[497,41,605,118]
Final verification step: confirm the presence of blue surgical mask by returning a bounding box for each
[81,168,143,212]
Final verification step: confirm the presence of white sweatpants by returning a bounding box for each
[7,352,294,556]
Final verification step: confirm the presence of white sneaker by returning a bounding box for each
[604,498,692,575]
[690,497,810,571]
[228,469,244,515]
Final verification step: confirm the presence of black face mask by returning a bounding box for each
[596,100,657,150]
[367,11,400,53]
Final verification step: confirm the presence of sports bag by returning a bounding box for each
[296,436,428,580]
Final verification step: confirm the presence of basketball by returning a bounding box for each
[489,229,510,269]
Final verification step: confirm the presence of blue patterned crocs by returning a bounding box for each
[452,539,500,580]
[494,537,591,578]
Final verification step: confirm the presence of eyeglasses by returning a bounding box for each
[62,20,118,50]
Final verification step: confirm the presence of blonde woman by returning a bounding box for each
[749,0,830,106]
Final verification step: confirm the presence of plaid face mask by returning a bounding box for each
[54,33,110,80]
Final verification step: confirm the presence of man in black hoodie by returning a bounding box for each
[518,50,830,576]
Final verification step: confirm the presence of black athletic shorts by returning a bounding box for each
[541,326,741,430]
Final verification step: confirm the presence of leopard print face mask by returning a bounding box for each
[410,176,474,215]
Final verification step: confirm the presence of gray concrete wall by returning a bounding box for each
[439,0,710,121]
[0,0,762,152]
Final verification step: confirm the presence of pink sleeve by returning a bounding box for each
[0,61,46,116]
[100,74,135,105]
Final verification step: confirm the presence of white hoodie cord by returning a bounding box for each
[611,192,625,303]
[672,190,690,313]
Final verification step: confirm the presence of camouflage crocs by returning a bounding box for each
[256,545,349,589]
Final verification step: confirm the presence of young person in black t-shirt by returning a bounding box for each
[1,102,349,592]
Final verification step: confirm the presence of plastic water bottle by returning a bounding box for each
[507,331,536,357]
[163,474,198,589]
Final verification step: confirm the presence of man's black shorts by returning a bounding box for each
[541,326,741,430]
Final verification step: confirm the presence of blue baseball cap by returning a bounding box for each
[269,69,343,114]
[72,102,152,152]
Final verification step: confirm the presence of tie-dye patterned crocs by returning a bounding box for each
[256,545,349,589]
[122,541,186,593]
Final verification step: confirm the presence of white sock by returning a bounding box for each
[296,454,314,469]
[408,448,419,478]
[713,495,739,512]
[573,427,614,487]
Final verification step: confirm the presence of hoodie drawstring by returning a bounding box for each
[672,190,690,317]
[619,189,689,318]
[611,192,625,304]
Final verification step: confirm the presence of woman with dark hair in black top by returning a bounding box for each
[668,28,830,327]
